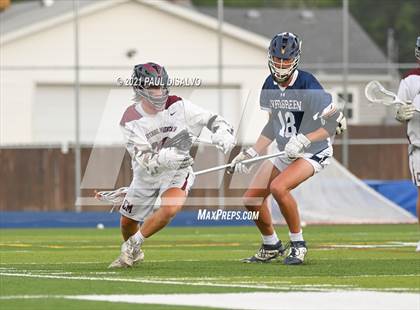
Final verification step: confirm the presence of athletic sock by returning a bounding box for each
[130,230,145,246]
[261,232,279,245]
[289,230,304,242]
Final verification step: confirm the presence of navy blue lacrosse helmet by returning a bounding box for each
[268,32,302,83]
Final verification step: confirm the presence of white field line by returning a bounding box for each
[0,243,240,249]
[0,250,33,253]
[0,295,59,300]
[0,260,215,265]
[0,262,107,265]
[0,260,205,265]
[0,242,417,253]
[0,259,247,266]
[64,292,420,310]
[326,243,417,249]
[1,268,419,280]
[317,255,418,260]
[1,292,419,310]
[0,241,417,250]
[1,250,417,266]
[0,272,297,291]
[1,272,419,293]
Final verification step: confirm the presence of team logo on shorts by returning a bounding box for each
[121,200,133,214]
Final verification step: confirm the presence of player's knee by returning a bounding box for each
[270,181,288,199]
[160,205,181,220]
[242,191,261,209]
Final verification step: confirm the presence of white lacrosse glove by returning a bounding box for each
[227,147,259,174]
[157,147,194,170]
[211,130,236,154]
[285,134,311,160]
[135,147,193,176]
[396,104,415,122]
[208,115,236,154]
[335,112,347,135]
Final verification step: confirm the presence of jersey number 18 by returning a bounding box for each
[278,111,299,138]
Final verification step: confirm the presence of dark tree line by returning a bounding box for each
[8,0,420,63]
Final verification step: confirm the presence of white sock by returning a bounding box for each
[289,230,304,242]
[261,232,279,245]
[130,230,145,246]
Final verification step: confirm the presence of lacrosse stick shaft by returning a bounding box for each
[193,151,285,176]
[95,138,223,201]
[195,136,241,147]
[96,152,286,205]
[194,137,213,145]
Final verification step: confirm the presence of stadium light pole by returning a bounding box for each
[341,0,349,168]
[387,29,395,80]
[73,0,82,212]
[386,29,399,91]
[217,0,225,209]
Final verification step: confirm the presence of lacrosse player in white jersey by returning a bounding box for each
[108,63,235,268]
[395,37,420,252]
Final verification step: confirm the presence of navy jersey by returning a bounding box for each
[260,70,333,155]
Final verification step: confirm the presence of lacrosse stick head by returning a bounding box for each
[95,187,128,205]
[364,80,404,106]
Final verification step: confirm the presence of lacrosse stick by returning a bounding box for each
[193,151,286,176]
[95,187,128,211]
[95,135,227,207]
[365,80,420,112]
[168,131,235,149]
[194,137,213,145]
[96,151,286,206]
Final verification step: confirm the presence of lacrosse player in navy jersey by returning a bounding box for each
[229,32,346,265]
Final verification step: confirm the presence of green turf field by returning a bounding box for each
[0,224,419,309]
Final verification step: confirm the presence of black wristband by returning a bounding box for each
[206,115,218,133]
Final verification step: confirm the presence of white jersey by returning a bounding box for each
[397,68,420,148]
[120,95,214,183]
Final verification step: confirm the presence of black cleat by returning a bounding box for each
[284,241,307,265]
[242,241,286,263]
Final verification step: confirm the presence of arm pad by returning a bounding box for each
[207,115,234,135]
[320,104,342,136]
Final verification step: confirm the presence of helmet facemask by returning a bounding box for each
[415,37,420,61]
[134,83,169,111]
[268,53,300,83]
[132,63,170,111]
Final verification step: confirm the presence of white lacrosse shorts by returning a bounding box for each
[409,147,420,186]
[270,147,332,174]
[119,168,195,222]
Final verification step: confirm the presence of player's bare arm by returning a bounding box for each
[228,111,275,174]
